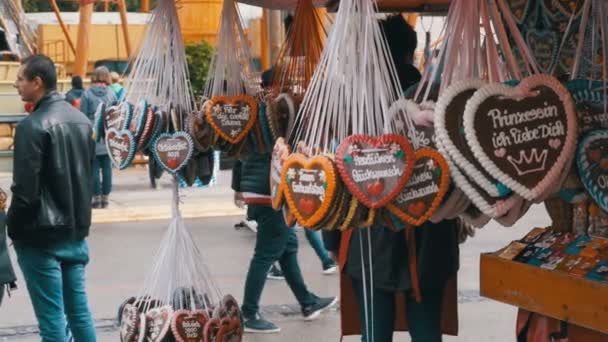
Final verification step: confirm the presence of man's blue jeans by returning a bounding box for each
[15,239,96,342]
[92,154,112,196]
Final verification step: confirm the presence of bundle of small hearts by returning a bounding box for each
[198,0,266,157]
[263,0,327,143]
[118,180,242,342]
[101,0,214,187]
[270,0,452,231]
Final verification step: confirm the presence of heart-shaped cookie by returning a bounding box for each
[105,102,132,131]
[567,79,608,133]
[435,80,507,197]
[144,305,173,342]
[526,29,559,74]
[152,132,194,174]
[130,99,148,140]
[387,148,450,226]
[271,138,291,209]
[336,134,415,208]
[203,318,220,342]
[120,303,144,342]
[577,129,608,212]
[171,310,208,342]
[137,107,157,151]
[188,111,213,152]
[506,0,531,24]
[541,0,585,19]
[463,75,577,201]
[106,128,136,170]
[217,317,241,342]
[387,98,436,148]
[266,93,297,141]
[206,95,258,144]
[282,154,338,228]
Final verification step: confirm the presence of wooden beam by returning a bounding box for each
[260,10,270,71]
[117,0,132,58]
[141,0,150,13]
[74,1,94,77]
[50,0,76,56]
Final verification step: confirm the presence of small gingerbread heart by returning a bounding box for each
[120,303,143,342]
[106,128,136,170]
[206,95,258,144]
[152,132,194,174]
[144,305,173,342]
[271,138,291,209]
[171,310,208,342]
[577,129,608,212]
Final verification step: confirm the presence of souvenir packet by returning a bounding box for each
[514,245,543,264]
[498,241,528,260]
[579,237,608,259]
[565,235,593,255]
[533,230,560,249]
[548,232,576,253]
[555,255,585,273]
[520,227,548,244]
[569,257,600,277]
[585,261,608,282]
[540,251,566,271]
[527,248,555,267]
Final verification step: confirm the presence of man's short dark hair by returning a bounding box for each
[21,54,57,91]
[380,15,418,63]
[71,75,83,90]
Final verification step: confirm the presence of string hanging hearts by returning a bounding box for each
[203,0,260,156]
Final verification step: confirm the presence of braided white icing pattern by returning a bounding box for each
[462,75,578,201]
[435,79,502,196]
[577,129,608,212]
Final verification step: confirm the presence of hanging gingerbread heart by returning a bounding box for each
[188,111,213,152]
[525,29,559,74]
[105,102,132,131]
[206,95,258,144]
[567,79,608,133]
[387,148,450,226]
[152,132,194,174]
[387,98,436,148]
[282,154,338,228]
[506,0,531,25]
[106,128,136,170]
[577,130,608,212]
[541,0,585,19]
[130,99,149,140]
[203,318,220,342]
[144,305,173,342]
[463,75,577,201]
[267,93,296,140]
[171,310,208,342]
[137,107,158,151]
[120,304,145,342]
[271,138,291,209]
[435,80,507,197]
[336,134,415,208]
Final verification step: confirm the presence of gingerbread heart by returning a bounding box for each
[206,95,258,144]
[541,0,585,19]
[387,148,450,226]
[130,99,148,140]
[106,128,136,170]
[526,29,559,74]
[435,80,506,196]
[217,317,241,342]
[282,154,338,228]
[577,130,608,212]
[463,75,577,201]
[271,138,291,209]
[105,102,132,131]
[188,111,213,152]
[152,132,194,174]
[506,0,531,24]
[387,98,436,148]
[137,107,157,151]
[567,79,608,133]
[144,305,173,342]
[120,304,144,342]
[267,93,296,140]
[203,318,221,342]
[336,134,415,208]
[171,310,208,342]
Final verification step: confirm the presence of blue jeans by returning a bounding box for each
[92,155,112,196]
[15,240,96,342]
[303,228,334,268]
[241,205,316,318]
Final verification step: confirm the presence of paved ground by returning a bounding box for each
[0,169,554,341]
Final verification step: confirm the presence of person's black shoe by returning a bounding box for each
[267,264,285,280]
[302,296,338,321]
[243,313,281,333]
[322,261,338,275]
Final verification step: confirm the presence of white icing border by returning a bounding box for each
[577,130,608,211]
[435,79,502,196]
[462,75,578,201]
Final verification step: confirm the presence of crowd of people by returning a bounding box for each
[0,15,460,342]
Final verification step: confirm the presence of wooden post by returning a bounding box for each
[74,1,93,77]
[117,0,132,58]
[104,0,109,12]
[260,10,270,71]
[50,0,76,55]
[268,10,283,63]
[141,0,150,13]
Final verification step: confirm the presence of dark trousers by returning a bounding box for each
[241,205,315,318]
[351,276,444,342]
[92,155,112,196]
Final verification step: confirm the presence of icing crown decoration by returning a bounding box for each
[507,148,548,176]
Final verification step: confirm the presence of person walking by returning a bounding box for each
[65,75,84,108]
[109,72,124,101]
[9,54,96,341]
[80,66,117,209]
[232,153,337,333]
[0,188,16,307]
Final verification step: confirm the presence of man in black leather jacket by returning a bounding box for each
[8,55,97,341]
